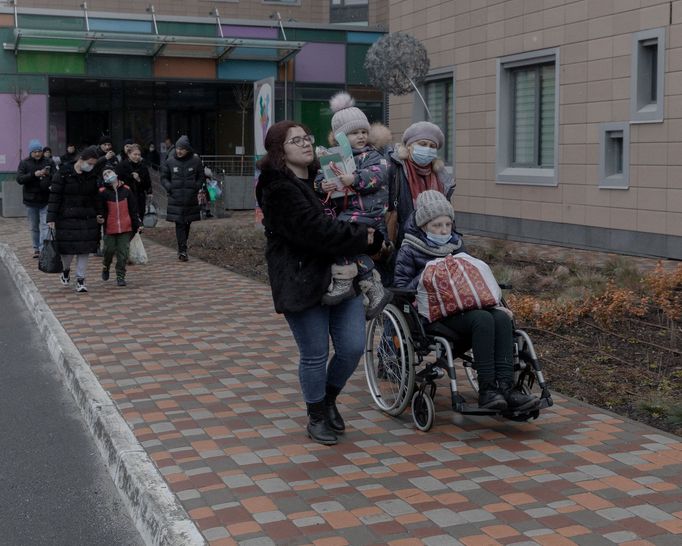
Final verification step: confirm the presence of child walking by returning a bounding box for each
[315,92,392,319]
[393,190,540,412]
[99,169,142,287]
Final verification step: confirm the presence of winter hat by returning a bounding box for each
[99,134,112,145]
[175,135,191,150]
[79,145,99,161]
[330,92,370,136]
[123,138,134,146]
[28,139,43,153]
[415,189,454,227]
[402,121,444,149]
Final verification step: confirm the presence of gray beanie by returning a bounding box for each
[415,190,454,227]
[402,121,445,149]
[330,92,370,136]
[176,135,191,150]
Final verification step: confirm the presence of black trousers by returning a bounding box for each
[175,221,191,253]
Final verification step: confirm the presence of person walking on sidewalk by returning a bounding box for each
[47,146,103,293]
[16,139,52,258]
[98,169,142,287]
[256,120,383,446]
[116,143,152,223]
[161,135,203,262]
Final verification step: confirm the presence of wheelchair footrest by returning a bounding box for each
[454,403,501,416]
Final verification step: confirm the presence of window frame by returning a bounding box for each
[598,122,630,189]
[413,67,456,170]
[630,27,665,123]
[496,48,560,186]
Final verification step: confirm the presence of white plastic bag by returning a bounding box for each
[128,233,148,265]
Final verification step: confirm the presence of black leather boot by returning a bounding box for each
[500,381,540,412]
[306,401,337,445]
[478,382,508,411]
[325,384,345,434]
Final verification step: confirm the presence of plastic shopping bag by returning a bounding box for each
[128,233,148,265]
[143,199,158,228]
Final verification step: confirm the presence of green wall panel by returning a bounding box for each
[0,28,17,74]
[0,74,48,93]
[157,21,214,37]
[346,44,370,85]
[286,29,346,43]
[86,55,152,78]
[17,52,85,75]
[18,14,84,31]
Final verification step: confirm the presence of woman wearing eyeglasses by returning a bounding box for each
[256,120,384,445]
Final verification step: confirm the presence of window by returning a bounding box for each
[414,72,455,166]
[630,28,665,123]
[496,48,559,185]
[599,122,630,189]
[330,0,369,24]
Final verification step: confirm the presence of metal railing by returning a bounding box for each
[201,155,256,177]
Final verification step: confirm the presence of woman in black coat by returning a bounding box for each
[47,146,104,293]
[160,135,203,261]
[116,143,152,223]
[256,120,383,446]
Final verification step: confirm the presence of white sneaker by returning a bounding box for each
[59,270,70,286]
[76,278,88,293]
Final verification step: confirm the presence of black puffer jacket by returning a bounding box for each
[161,152,203,223]
[256,165,379,314]
[16,156,52,206]
[116,158,152,196]
[47,164,101,255]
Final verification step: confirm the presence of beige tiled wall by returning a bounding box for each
[389,0,682,238]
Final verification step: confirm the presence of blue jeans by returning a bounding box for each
[285,295,366,404]
[26,205,48,251]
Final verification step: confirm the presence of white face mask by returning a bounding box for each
[80,162,94,172]
[426,232,452,246]
[411,144,438,166]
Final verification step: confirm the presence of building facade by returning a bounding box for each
[390,0,682,259]
[0,0,387,199]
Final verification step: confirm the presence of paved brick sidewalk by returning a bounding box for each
[2,216,682,546]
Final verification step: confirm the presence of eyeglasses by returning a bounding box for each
[284,134,315,147]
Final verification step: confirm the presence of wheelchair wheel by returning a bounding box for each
[365,303,416,416]
[411,391,435,432]
[463,351,479,393]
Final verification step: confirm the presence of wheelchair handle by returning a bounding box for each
[498,283,513,290]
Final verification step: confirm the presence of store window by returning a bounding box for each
[330,0,369,25]
[496,48,559,185]
[418,74,454,166]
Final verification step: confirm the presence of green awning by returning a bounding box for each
[3,28,304,62]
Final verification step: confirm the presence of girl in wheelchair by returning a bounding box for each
[393,190,540,413]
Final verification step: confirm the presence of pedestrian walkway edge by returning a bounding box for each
[0,244,207,546]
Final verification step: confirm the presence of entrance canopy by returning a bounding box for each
[3,28,304,62]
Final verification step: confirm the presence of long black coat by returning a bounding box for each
[256,166,376,314]
[161,152,203,223]
[47,164,101,255]
[116,158,152,196]
[16,156,52,207]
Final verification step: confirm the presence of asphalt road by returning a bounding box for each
[0,261,143,546]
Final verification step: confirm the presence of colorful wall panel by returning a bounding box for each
[221,26,278,39]
[17,51,85,75]
[0,93,47,171]
[346,44,371,85]
[154,57,216,79]
[86,55,152,79]
[89,18,152,34]
[294,43,345,83]
[218,60,277,82]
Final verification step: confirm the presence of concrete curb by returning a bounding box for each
[0,243,206,546]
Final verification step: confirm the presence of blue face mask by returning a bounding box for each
[411,145,438,166]
[426,232,452,246]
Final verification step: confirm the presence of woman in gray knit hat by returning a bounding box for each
[393,190,540,413]
[387,121,455,249]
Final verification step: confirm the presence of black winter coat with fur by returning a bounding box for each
[256,165,375,314]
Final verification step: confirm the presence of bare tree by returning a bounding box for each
[233,84,254,175]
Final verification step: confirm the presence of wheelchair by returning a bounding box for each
[364,287,553,432]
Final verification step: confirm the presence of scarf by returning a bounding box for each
[402,233,462,258]
[405,159,443,203]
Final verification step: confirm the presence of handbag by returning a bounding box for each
[416,253,501,322]
[128,233,148,265]
[143,197,158,228]
[38,229,63,274]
